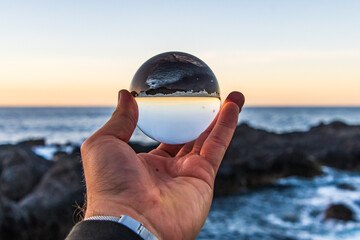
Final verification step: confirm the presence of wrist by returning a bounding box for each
[85,202,162,240]
[85,215,158,240]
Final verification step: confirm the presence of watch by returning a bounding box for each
[85,215,158,240]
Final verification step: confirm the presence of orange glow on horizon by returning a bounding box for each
[1,50,360,107]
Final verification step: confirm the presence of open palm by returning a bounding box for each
[81,90,244,240]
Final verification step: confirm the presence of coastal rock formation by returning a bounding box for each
[0,145,52,201]
[215,152,323,196]
[324,203,356,222]
[0,147,84,240]
[20,149,84,240]
[17,138,46,147]
[336,183,357,191]
[214,121,360,196]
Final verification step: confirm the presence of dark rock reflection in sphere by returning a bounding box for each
[129,52,220,144]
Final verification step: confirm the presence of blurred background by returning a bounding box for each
[1,1,360,239]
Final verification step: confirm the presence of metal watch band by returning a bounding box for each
[85,215,158,240]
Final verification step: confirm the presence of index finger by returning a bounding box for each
[192,91,244,154]
[200,101,240,172]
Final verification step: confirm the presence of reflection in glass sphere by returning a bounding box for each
[129,52,220,144]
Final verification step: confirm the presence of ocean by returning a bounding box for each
[1,107,360,146]
[199,167,360,240]
[1,107,360,239]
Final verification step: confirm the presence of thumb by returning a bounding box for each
[95,89,139,143]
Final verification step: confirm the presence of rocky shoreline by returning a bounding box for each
[0,121,360,239]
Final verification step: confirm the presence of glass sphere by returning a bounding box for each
[129,51,220,144]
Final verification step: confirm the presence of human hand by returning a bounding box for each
[81,90,245,240]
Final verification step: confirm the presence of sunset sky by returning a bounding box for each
[1,0,359,106]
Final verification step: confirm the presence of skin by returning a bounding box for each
[81,90,245,240]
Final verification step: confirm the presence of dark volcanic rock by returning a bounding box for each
[0,146,52,201]
[0,149,85,240]
[19,152,85,240]
[214,152,323,196]
[337,183,357,191]
[271,152,323,178]
[17,138,45,147]
[320,150,360,171]
[0,143,151,240]
[52,151,68,161]
[214,122,360,196]
[324,203,356,222]
[0,193,28,240]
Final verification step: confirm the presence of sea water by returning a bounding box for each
[1,107,360,145]
[197,167,360,240]
[136,97,220,144]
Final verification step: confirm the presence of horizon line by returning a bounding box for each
[1,105,360,108]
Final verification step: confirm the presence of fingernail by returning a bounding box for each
[118,91,121,104]
[225,91,245,110]
[117,90,122,106]
[118,89,127,106]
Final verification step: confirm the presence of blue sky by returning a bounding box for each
[1,0,359,106]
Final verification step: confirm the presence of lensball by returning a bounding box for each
[129,51,220,144]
